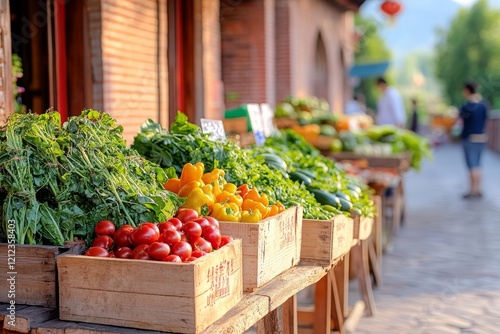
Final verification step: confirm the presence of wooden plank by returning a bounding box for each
[2,306,57,333]
[329,271,344,333]
[58,241,242,334]
[313,275,331,334]
[32,319,166,334]
[219,207,302,291]
[282,296,298,334]
[333,254,349,317]
[300,216,353,266]
[256,306,283,334]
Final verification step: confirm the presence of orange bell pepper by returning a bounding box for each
[243,189,269,206]
[164,178,181,193]
[237,184,250,197]
[268,204,279,217]
[276,202,286,213]
[242,199,270,219]
[178,181,201,197]
[179,162,204,188]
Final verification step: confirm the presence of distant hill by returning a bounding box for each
[360,0,500,64]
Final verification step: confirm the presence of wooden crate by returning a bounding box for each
[324,151,411,173]
[57,240,243,334]
[218,207,302,292]
[300,215,354,266]
[0,244,84,308]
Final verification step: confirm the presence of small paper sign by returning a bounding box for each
[247,103,265,145]
[201,119,226,142]
[260,103,277,137]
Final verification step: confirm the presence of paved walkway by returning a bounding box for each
[355,144,500,334]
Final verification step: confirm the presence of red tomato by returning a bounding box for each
[192,218,210,229]
[132,244,150,260]
[92,235,114,250]
[130,224,159,246]
[142,222,160,237]
[191,237,213,253]
[185,257,198,262]
[183,222,202,240]
[171,241,192,261]
[158,222,176,235]
[159,230,181,246]
[114,247,133,259]
[220,235,233,247]
[148,242,171,261]
[205,216,220,229]
[108,252,115,258]
[168,218,183,231]
[94,220,116,237]
[85,247,110,257]
[163,254,182,263]
[114,225,134,248]
[191,250,207,258]
[176,209,198,224]
[202,226,222,250]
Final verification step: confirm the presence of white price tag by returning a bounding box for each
[260,103,277,137]
[247,103,265,145]
[201,119,226,142]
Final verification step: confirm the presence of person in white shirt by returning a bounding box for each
[376,77,406,128]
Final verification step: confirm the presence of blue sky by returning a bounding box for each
[360,0,500,63]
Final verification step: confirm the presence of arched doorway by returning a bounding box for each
[313,32,329,100]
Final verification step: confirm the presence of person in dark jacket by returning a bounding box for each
[459,82,488,199]
[410,98,419,133]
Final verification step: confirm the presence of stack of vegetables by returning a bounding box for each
[0,110,182,246]
[164,162,285,222]
[253,130,375,218]
[334,125,432,170]
[133,113,334,220]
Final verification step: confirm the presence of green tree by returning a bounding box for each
[354,15,392,110]
[435,0,500,106]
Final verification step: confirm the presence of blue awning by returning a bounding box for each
[349,62,390,78]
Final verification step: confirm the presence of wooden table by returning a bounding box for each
[1,264,336,334]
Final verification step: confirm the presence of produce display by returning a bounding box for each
[335,126,432,170]
[253,130,375,217]
[132,112,335,220]
[0,110,182,246]
[275,96,337,126]
[164,162,285,222]
[86,210,232,262]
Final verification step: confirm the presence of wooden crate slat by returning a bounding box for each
[2,305,57,333]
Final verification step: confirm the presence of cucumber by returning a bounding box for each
[309,189,341,208]
[347,184,362,195]
[347,189,360,201]
[322,205,340,213]
[338,198,353,212]
[278,169,289,179]
[261,154,288,171]
[350,207,362,217]
[295,168,316,180]
[289,171,312,186]
[334,191,351,202]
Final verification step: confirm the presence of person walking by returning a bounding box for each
[459,81,488,199]
[409,98,419,133]
[375,77,406,128]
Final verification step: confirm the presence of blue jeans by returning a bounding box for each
[463,139,485,170]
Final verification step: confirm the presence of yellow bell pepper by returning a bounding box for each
[223,183,237,194]
[202,169,225,196]
[181,187,214,215]
[201,184,216,206]
[210,202,241,222]
[164,178,181,194]
[241,210,262,223]
[242,199,271,219]
[178,180,201,197]
[179,162,204,188]
[216,191,243,206]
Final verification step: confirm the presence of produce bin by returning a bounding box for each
[57,240,243,334]
[0,243,84,308]
[218,207,303,291]
[300,215,354,266]
[353,216,374,241]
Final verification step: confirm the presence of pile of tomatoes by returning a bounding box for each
[85,209,233,263]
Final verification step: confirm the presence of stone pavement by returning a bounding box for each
[354,144,500,334]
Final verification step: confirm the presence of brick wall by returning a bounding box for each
[275,0,291,104]
[220,0,269,109]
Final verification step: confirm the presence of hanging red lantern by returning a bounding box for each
[381,1,402,17]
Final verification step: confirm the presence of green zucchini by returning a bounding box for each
[295,168,316,180]
[289,171,312,186]
[338,198,353,212]
[334,191,351,202]
[261,154,288,171]
[347,184,362,195]
[309,189,341,208]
